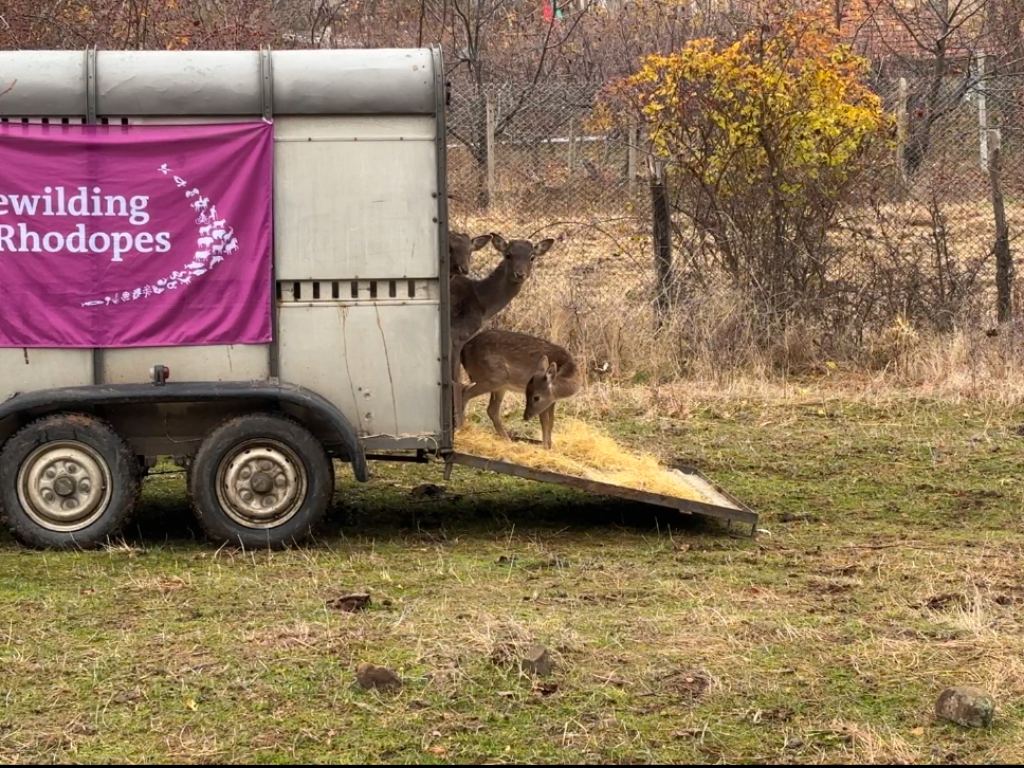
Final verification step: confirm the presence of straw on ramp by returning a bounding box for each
[455,418,710,503]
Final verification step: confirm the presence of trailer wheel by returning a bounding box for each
[187,413,334,549]
[0,413,140,549]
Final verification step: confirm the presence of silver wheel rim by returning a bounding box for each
[215,439,308,530]
[17,441,113,533]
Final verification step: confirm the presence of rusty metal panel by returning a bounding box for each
[274,116,439,281]
[277,300,442,440]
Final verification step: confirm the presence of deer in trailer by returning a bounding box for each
[449,233,556,429]
[459,330,581,449]
[449,231,491,276]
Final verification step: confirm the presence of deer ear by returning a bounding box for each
[535,355,550,376]
[490,233,507,253]
[545,361,558,382]
[471,234,492,251]
[533,238,555,258]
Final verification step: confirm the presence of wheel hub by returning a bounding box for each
[54,476,75,497]
[17,442,111,533]
[251,472,274,495]
[216,441,307,529]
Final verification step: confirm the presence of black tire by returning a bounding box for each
[187,413,334,549]
[0,413,140,550]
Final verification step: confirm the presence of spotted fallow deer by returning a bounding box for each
[459,329,581,449]
[449,234,556,429]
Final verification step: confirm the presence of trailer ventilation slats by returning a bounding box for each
[276,280,437,304]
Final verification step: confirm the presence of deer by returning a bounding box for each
[449,231,491,276]
[459,329,581,449]
[449,233,556,429]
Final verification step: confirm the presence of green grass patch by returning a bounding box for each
[2,395,1023,762]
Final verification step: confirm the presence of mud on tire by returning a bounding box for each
[187,412,335,549]
[0,412,140,550]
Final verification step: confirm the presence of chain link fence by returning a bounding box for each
[446,82,656,383]
[847,69,1024,351]
[444,72,1024,380]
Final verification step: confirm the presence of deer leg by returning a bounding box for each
[458,380,478,431]
[539,403,556,449]
[485,388,510,440]
[460,380,493,428]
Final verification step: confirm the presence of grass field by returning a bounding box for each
[2,385,1024,763]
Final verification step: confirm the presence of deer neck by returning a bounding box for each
[475,261,524,322]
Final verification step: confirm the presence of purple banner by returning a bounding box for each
[0,121,273,348]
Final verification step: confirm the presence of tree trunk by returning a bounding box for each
[906,38,949,177]
[896,77,909,182]
[649,157,673,326]
[989,129,1014,322]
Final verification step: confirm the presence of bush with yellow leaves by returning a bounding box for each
[602,3,890,322]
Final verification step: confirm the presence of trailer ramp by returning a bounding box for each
[447,452,759,537]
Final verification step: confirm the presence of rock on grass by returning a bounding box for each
[935,686,995,728]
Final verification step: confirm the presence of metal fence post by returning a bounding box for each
[896,77,908,183]
[978,51,989,173]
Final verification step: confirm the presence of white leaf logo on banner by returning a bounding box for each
[82,166,243,308]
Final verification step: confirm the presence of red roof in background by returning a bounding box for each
[840,0,986,61]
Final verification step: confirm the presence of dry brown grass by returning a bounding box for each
[449,196,1024,398]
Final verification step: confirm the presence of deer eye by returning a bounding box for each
[533,395,540,402]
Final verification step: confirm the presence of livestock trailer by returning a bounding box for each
[0,47,756,550]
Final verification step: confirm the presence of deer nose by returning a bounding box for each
[513,270,526,280]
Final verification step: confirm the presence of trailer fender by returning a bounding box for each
[0,380,369,482]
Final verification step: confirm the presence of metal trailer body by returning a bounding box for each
[0,47,757,549]
[0,47,451,459]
